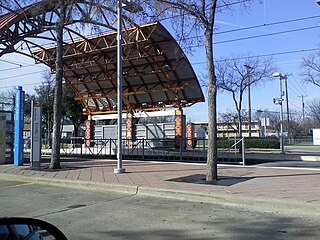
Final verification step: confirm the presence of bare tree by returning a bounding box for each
[1,0,121,169]
[34,71,55,141]
[219,110,248,133]
[307,98,320,127]
[49,0,66,169]
[301,52,320,88]
[143,0,255,183]
[0,89,16,111]
[216,54,276,139]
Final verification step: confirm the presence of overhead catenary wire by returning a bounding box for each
[1,47,319,74]
[0,59,23,67]
[0,81,43,90]
[1,12,319,63]
[1,10,318,73]
[0,70,44,81]
[0,63,47,72]
[215,15,320,35]
[215,26,320,45]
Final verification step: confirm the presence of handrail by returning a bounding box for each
[223,137,246,166]
[230,138,243,149]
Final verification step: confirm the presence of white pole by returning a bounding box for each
[114,0,125,174]
[242,137,245,166]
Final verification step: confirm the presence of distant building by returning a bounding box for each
[23,124,31,139]
[61,125,85,138]
[194,121,261,138]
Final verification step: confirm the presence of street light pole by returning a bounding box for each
[283,75,290,141]
[114,0,142,174]
[272,72,285,154]
[279,77,285,154]
[115,0,125,174]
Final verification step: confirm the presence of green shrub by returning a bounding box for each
[217,138,280,149]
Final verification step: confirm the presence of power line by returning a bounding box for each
[0,81,42,90]
[1,47,318,75]
[215,25,320,45]
[159,14,320,43]
[212,48,319,65]
[0,64,47,72]
[153,2,320,36]
[148,0,250,22]
[192,48,319,66]
[215,15,320,35]
[290,75,307,96]
[0,71,44,81]
[2,13,318,60]
[298,95,308,120]
[288,85,302,98]
[0,59,23,67]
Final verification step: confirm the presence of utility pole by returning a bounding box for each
[283,75,290,140]
[272,72,285,154]
[114,0,143,174]
[298,95,307,121]
[244,65,253,137]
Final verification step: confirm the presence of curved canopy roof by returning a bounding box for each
[0,0,119,58]
[32,22,205,115]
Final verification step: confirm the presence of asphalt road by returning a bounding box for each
[0,180,319,240]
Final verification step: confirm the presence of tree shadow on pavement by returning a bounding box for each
[84,213,320,240]
[166,174,253,186]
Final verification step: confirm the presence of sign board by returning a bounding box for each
[92,110,175,120]
[260,117,270,127]
[313,129,320,145]
[31,101,42,167]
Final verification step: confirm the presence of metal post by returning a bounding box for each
[248,81,251,137]
[264,118,267,137]
[114,0,125,174]
[80,137,83,157]
[284,76,290,140]
[109,138,112,156]
[279,78,285,154]
[241,138,245,166]
[142,138,145,160]
[179,137,183,161]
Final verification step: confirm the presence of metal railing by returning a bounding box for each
[22,137,249,163]
[217,138,246,165]
[284,136,313,146]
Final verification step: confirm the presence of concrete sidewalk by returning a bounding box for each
[0,159,320,216]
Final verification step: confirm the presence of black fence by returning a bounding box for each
[57,138,209,162]
[22,137,248,164]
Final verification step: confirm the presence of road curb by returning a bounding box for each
[0,173,138,195]
[0,173,319,219]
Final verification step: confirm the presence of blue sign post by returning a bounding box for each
[14,86,25,166]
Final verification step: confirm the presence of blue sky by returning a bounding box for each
[184,0,320,122]
[0,0,320,122]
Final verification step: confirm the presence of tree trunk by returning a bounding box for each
[50,0,65,169]
[73,121,80,137]
[238,109,242,138]
[205,28,218,183]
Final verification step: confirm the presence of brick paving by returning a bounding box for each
[0,159,320,204]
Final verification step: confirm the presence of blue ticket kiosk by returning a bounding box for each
[14,86,25,166]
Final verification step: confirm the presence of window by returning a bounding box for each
[0,225,10,240]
